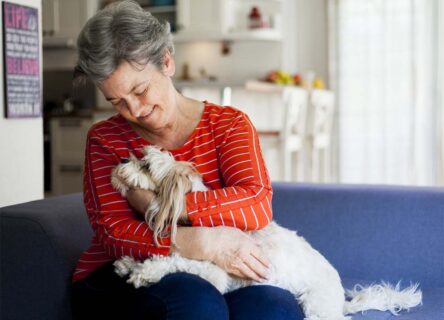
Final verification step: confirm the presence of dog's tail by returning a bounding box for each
[343,282,422,316]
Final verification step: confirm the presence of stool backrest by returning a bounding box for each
[281,87,309,142]
[180,86,223,105]
[310,89,335,141]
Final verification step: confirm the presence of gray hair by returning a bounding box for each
[75,0,175,84]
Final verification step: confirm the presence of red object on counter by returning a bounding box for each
[249,6,263,29]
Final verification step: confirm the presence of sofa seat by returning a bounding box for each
[1,183,442,320]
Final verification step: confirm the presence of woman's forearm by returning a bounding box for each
[172,226,211,261]
[126,188,154,216]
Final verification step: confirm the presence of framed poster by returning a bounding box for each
[2,1,41,118]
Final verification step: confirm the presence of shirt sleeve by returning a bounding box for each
[185,112,273,230]
[83,126,171,259]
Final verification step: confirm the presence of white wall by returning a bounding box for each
[0,0,44,207]
[438,0,444,185]
[173,40,282,84]
[282,0,328,83]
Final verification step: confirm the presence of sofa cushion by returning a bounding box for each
[0,193,91,320]
[271,183,444,289]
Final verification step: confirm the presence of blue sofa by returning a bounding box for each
[1,183,443,319]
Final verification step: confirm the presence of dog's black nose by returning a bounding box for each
[121,158,129,163]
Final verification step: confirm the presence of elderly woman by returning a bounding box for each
[71,1,303,319]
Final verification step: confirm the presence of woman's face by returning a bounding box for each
[99,54,176,132]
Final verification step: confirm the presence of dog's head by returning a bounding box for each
[111,153,157,196]
[114,146,205,247]
[143,147,204,246]
[141,145,176,183]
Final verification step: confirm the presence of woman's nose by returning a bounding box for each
[126,97,143,118]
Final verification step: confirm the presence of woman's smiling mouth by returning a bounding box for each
[138,105,156,120]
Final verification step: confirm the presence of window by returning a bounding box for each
[329,0,441,185]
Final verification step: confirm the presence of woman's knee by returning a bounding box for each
[151,272,229,319]
[225,285,304,320]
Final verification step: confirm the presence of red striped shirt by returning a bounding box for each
[73,102,273,282]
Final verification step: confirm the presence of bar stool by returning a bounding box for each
[231,82,309,181]
[180,86,224,105]
[306,89,335,182]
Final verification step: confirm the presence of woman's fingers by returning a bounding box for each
[250,245,271,269]
[231,257,264,282]
[228,247,270,282]
[245,255,269,281]
[241,238,271,279]
[206,226,272,282]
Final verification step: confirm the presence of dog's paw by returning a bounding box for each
[127,268,152,288]
[114,256,137,277]
[111,165,131,196]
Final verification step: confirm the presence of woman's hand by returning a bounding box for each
[173,226,270,282]
[206,226,270,282]
[126,188,155,216]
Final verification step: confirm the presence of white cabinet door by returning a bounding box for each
[43,0,99,40]
[52,162,84,195]
[50,117,93,195]
[176,0,227,35]
[175,0,283,41]
[57,0,86,39]
[51,117,92,163]
[42,0,59,36]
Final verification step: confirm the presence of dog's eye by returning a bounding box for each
[121,158,129,164]
[141,163,150,170]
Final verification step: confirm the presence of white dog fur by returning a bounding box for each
[111,146,422,320]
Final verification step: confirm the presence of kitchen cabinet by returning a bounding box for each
[42,0,99,48]
[175,0,283,42]
[136,1,178,32]
[42,0,283,47]
[50,117,93,195]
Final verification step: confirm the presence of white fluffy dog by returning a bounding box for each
[111,146,422,320]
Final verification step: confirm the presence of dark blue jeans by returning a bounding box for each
[72,262,304,320]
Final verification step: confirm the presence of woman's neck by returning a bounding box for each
[132,93,204,150]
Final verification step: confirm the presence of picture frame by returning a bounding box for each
[2,1,41,118]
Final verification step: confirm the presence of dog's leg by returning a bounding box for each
[121,254,232,293]
[252,223,349,320]
[299,284,350,320]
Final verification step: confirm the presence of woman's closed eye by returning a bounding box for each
[135,87,149,97]
[112,99,126,108]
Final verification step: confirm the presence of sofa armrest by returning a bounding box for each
[271,182,444,289]
[0,193,91,320]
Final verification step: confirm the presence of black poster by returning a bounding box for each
[2,1,41,118]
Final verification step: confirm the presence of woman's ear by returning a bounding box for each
[162,49,175,77]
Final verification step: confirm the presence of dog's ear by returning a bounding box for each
[145,148,175,183]
[150,170,192,246]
